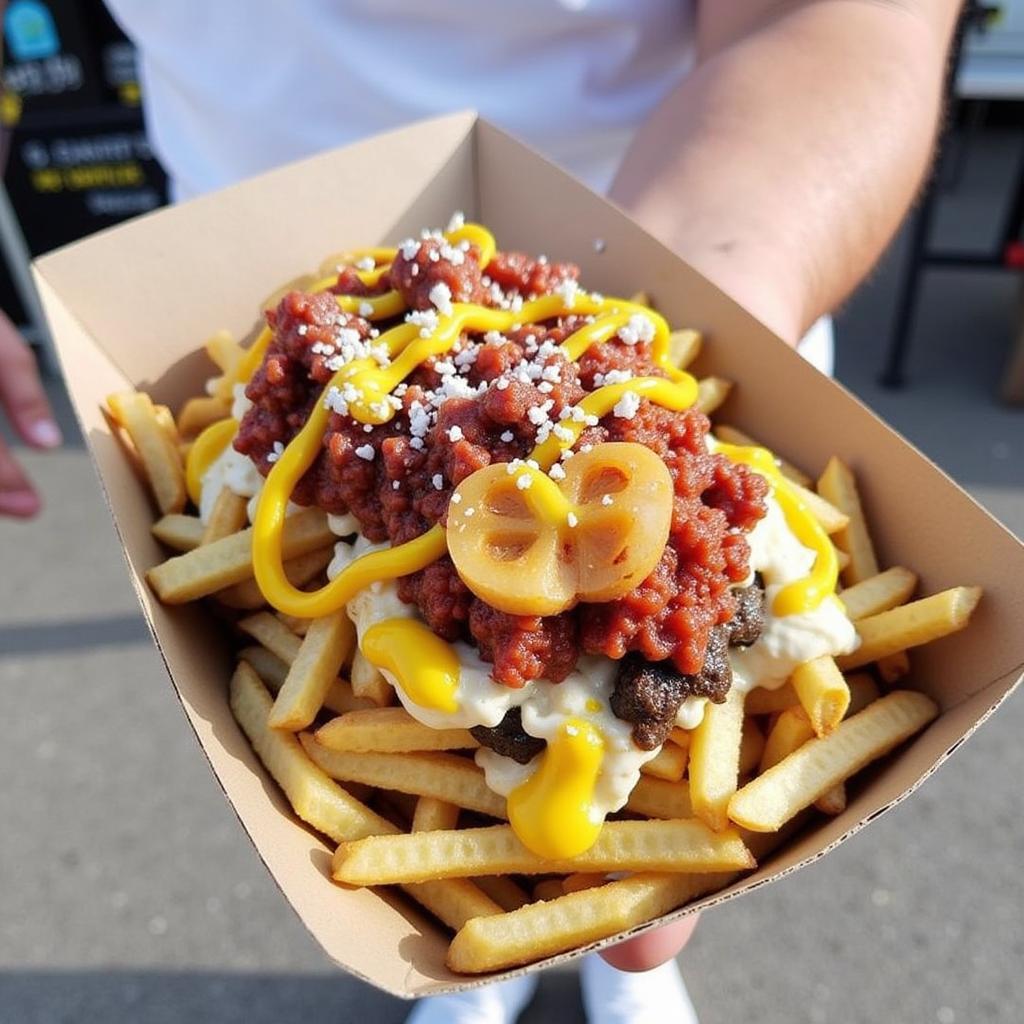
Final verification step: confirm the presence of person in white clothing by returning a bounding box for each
[0,1,961,1021]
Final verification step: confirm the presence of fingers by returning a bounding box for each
[599,913,700,973]
[0,432,41,517]
[0,312,62,449]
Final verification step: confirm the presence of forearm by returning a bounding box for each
[610,1,960,343]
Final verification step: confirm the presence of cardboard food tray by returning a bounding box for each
[33,111,1024,997]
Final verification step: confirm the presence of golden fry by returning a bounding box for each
[817,456,879,585]
[332,819,754,885]
[640,740,688,783]
[759,707,815,774]
[739,717,766,778]
[473,875,532,912]
[315,706,478,753]
[837,587,981,670]
[239,612,302,664]
[789,483,849,536]
[176,395,230,439]
[532,880,566,902]
[350,649,395,706]
[269,611,355,731]
[215,547,334,611]
[200,489,248,545]
[839,567,918,621]
[447,871,733,973]
[744,683,799,716]
[791,656,850,737]
[694,376,732,415]
[688,687,745,831]
[147,509,334,603]
[877,651,911,684]
[152,514,204,552]
[301,739,508,818]
[229,661,393,843]
[108,391,186,514]
[625,776,692,820]
[412,797,461,833]
[729,690,939,832]
[668,328,702,370]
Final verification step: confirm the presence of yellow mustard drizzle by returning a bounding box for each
[185,417,238,505]
[715,442,838,616]
[507,717,605,859]
[360,618,460,713]
[231,225,495,391]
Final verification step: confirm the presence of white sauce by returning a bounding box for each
[327,487,859,824]
[198,384,303,525]
[203,421,859,826]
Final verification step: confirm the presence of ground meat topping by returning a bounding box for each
[727,582,765,647]
[470,708,546,764]
[389,235,485,312]
[234,235,768,690]
[611,628,733,751]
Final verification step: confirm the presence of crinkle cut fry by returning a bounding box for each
[332,819,754,885]
[147,508,335,602]
[230,662,499,930]
[448,871,734,974]
[301,737,508,818]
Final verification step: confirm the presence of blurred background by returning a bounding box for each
[0,2,1022,1022]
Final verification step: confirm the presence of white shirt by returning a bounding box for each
[104,0,833,371]
[105,0,696,200]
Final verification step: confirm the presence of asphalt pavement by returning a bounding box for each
[2,131,1023,1024]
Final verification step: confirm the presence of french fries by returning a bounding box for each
[215,547,334,610]
[791,656,850,738]
[176,394,231,438]
[694,376,732,415]
[817,457,879,585]
[640,738,688,782]
[201,488,249,545]
[152,513,205,552]
[837,587,982,671]
[839,567,918,621]
[729,691,939,832]
[108,391,187,514]
[147,509,335,603]
[688,687,745,831]
[301,740,509,819]
[106,227,988,978]
[315,707,478,753]
[448,871,732,973]
[229,661,394,843]
[668,328,702,369]
[268,610,355,731]
[350,649,394,706]
[332,819,754,885]
[625,776,693,820]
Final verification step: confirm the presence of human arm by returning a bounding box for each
[610,0,963,343]
[602,0,959,971]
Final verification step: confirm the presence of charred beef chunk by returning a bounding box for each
[727,582,765,647]
[611,632,734,750]
[470,708,545,765]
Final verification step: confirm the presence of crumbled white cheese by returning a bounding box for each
[613,391,642,419]
[429,282,453,316]
[432,474,444,490]
[354,444,375,461]
[266,440,285,464]
[447,425,464,442]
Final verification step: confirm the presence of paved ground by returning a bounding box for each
[2,131,1023,1024]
